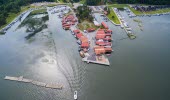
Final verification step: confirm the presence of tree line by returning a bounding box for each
[76,5,93,22]
[110,0,170,5]
[85,0,170,5]
[0,0,55,27]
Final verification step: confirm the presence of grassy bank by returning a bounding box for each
[108,4,143,15]
[107,4,126,24]
[108,4,170,15]
[128,7,143,15]
[30,9,47,15]
[107,7,120,24]
[77,20,98,31]
[108,4,128,8]
[0,6,33,30]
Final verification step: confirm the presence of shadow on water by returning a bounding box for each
[18,14,49,40]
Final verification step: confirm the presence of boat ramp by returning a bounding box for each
[4,76,63,89]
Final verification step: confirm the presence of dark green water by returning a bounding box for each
[0,9,170,100]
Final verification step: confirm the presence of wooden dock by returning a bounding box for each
[4,76,63,89]
[82,56,110,66]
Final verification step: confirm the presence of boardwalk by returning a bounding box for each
[4,76,63,89]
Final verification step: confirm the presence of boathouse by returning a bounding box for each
[73,29,80,34]
[81,42,89,48]
[96,41,112,46]
[76,33,84,39]
[80,36,88,43]
[87,28,95,32]
[101,22,108,29]
[94,47,106,55]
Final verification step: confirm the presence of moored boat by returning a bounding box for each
[74,91,78,100]
[79,51,85,58]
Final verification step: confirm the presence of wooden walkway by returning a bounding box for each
[82,55,110,66]
[4,76,63,89]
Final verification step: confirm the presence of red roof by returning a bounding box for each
[98,29,105,31]
[73,30,80,34]
[94,46,112,55]
[105,47,112,52]
[96,34,106,39]
[80,36,88,43]
[62,22,67,25]
[87,28,95,32]
[103,37,112,41]
[64,26,70,29]
[94,47,105,55]
[76,33,84,39]
[81,42,89,48]
[96,41,112,46]
[105,29,112,33]
[63,23,71,26]
[71,22,75,25]
[97,30,105,34]
[101,22,108,29]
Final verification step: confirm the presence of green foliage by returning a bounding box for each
[86,0,105,5]
[76,5,93,22]
[107,7,120,24]
[116,0,170,5]
[0,0,55,28]
[30,9,47,15]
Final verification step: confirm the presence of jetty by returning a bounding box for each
[4,76,63,89]
[113,8,136,39]
[82,55,110,66]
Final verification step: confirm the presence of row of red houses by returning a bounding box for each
[73,29,90,52]
[94,22,113,55]
[62,14,77,30]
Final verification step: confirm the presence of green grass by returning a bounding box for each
[30,9,47,15]
[128,33,136,39]
[107,7,120,24]
[47,4,58,7]
[107,4,128,8]
[108,4,143,15]
[79,0,86,4]
[133,19,142,23]
[77,20,99,31]
[128,7,143,15]
[0,6,35,30]
[58,0,66,3]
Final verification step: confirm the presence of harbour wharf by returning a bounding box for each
[4,76,63,89]
[82,55,110,66]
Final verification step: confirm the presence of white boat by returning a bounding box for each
[74,91,78,100]
[121,24,124,29]
[126,28,132,31]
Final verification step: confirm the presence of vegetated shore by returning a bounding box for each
[107,4,170,24]
[0,2,66,30]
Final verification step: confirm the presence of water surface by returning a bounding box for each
[0,8,170,100]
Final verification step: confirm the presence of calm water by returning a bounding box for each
[0,8,170,100]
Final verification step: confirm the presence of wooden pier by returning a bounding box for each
[82,55,110,66]
[4,76,63,89]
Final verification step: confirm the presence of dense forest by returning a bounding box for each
[76,5,93,22]
[1,0,170,28]
[0,0,55,27]
[86,0,170,5]
[116,0,170,5]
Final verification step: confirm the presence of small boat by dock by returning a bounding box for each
[79,51,85,58]
[126,28,132,31]
[121,24,124,29]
